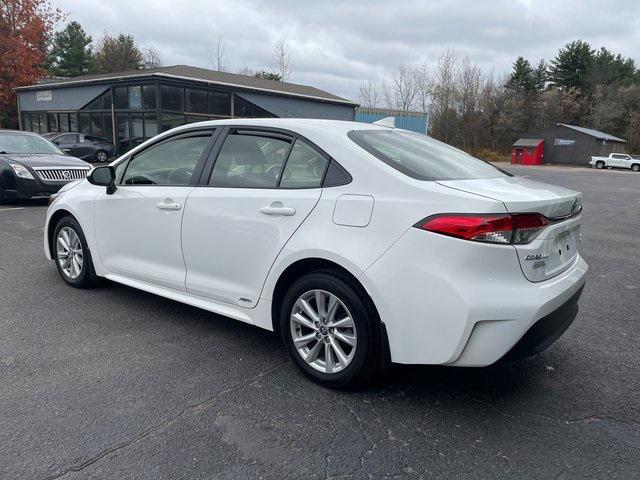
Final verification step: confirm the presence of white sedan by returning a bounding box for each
[44,119,588,387]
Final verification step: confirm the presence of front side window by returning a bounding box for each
[57,134,78,144]
[348,130,507,181]
[122,134,210,186]
[209,132,291,188]
[280,139,329,188]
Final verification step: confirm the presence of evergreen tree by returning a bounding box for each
[92,33,144,73]
[532,59,547,91]
[589,47,637,87]
[549,40,594,91]
[253,70,283,81]
[506,57,535,91]
[47,21,92,77]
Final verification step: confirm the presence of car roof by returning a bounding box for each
[170,118,391,137]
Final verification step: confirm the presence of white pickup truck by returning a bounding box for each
[590,153,640,171]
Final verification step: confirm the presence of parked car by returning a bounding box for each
[0,130,91,203]
[48,132,115,162]
[44,119,588,387]
[589,152,640,171]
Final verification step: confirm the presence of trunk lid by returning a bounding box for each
[437,176,583,282]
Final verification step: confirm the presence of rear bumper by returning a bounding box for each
[360,228,588,366]
[501,284,583,361]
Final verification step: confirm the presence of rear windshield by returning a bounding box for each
[348,129,507,181]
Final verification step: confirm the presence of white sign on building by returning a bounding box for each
[36,90,53,102]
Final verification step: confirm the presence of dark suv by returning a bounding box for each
[48,132,115,162]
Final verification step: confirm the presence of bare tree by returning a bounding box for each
[141,46,162,69]
[382,64,418,111]
[359,80,382,108]
[211,34,227,72]
[413,62,431,113]
[272,36,292,81]
[455,57,483,150]
[429,49,458,143]
[237,66,255,77]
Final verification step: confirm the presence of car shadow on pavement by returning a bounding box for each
[103,279,546,407]
[1,198,49,207]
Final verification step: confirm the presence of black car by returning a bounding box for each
[0,130,92,203]
[49,132,115,162]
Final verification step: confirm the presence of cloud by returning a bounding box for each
[53,0,640,101]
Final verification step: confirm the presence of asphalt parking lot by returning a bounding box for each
[1,165,639,479]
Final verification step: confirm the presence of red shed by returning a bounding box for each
[511,138,544,165]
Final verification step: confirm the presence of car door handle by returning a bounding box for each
[259,202,296,216]
[157,201,182,211]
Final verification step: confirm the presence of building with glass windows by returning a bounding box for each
[15,65,357,155]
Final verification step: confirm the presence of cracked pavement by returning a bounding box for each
[1,165,639,479]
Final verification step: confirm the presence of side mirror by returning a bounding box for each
[87,165,117,195]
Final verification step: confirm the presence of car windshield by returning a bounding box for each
[0,133,64,155]
[348,129,507,181]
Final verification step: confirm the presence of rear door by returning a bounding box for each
[610,154,629,168]
[182,128,329,307]
[93,129,215,290]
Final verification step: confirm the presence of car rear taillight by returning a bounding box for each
[414,213,550,245]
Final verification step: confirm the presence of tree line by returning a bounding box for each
[361,40,640,157]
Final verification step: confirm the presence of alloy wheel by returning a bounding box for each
[56,227,83,279]
[290,289,357,374]
[96,151,108,162]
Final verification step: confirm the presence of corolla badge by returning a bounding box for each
[524,253,549,261]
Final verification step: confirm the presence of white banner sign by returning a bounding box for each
[36,90,53,102]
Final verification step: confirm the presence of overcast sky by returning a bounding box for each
[53,0,640,102]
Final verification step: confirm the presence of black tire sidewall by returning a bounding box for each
[279,271,378,388]
[53,216,95,288]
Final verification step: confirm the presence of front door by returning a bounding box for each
[182,129,329,307]
[93,131,214,291]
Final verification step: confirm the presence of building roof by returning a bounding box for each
[15,65,356,106]
[558,123,626,143]
[513,138,544,147]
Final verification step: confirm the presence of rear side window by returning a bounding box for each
[348,130,506,181]
[280,139,329,188]
[209,132,291,188]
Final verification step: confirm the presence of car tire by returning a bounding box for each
[279,270,380,388]
[596,161,605,169]
[632,164,640,172]
[53,216,99,288]
[0,186,5,205]
[95,150,108,162]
